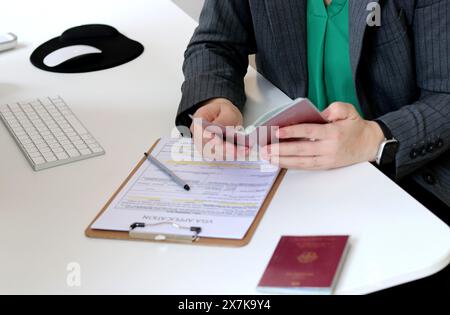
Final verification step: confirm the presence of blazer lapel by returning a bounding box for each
[264,0,308,96]
[349,0,379,79]
[348,0,380,118]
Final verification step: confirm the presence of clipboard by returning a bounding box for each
[86,139,287,247]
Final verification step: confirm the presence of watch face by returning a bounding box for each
[380,141,399,165]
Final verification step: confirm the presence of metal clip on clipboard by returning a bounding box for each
[129,222,202,243]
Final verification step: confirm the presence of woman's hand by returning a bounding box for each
[262,102,385,170]
[190,98,248,160]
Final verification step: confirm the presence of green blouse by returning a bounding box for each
[307,0,363,116]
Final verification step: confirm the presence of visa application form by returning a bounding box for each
[92,137,280,239]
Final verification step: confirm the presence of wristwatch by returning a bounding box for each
[374,120,399,166]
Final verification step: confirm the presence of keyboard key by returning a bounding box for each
[68,136,81,142]
[30,137,43,144]
[79,149,92,156]
[21,138,33,145]
[84,139,97,145]
[66,131,77,137]
[43,154,57,162]
[64,114,87,135]
[67,150,81,158]
[46,139,59,146]
[91,146,104,153]
[38,147,51,154]
[80,133,92,140]
[76,144,88,150]
[27,147,39,154]
[56,135,68,141]
[29,151,43,158]
[32,157,46,165]
[55,152,69,160]
[40,98,53,106]
[63,144,76,151]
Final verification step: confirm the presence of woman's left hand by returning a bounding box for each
[262,102,386,170]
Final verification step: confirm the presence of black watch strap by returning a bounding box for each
[373,120,398,176]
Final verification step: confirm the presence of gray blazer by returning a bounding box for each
[176,0,450,206]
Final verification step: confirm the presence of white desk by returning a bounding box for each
[0,0,448,294]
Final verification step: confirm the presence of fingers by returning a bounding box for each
[322,102,359,122]
[190,100,243,142]
[269,155,329,170]
[192,104,219,123]
[212,106,243,127]
[202,136,249,161]
[277,103,360,141]
[263,140,327,158]
[262,141,330,170]
[277,124,329,140]
[189,100,246,161]
[190,117,248,161]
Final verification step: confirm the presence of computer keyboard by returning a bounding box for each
[0,96,105,171]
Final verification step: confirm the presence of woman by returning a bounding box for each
[176,0,450,211]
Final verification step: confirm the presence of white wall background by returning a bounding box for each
[172,0,205,21]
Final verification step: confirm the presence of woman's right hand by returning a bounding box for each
[190,98,248,160]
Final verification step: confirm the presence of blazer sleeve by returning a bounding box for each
[175,0,257,129]
[376,0,450,179]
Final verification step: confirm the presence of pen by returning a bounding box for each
[144,152,191,191]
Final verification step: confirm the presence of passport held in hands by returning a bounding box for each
[193,98,327,147]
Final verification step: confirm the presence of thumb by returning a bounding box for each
[322,102,357,122]
[212,107,243,128]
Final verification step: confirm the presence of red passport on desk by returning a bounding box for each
[258,236,350,295]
